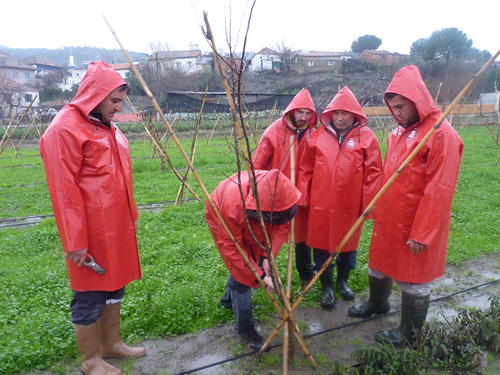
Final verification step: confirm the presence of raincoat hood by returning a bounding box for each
[71,60,127,119]
[385,65,437,124]
[320,86,367,128]
[282,88,318,128]
[242,169,301,212]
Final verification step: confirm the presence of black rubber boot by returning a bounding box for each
[336,267,354,300]
[238,327,267,351]
[348,275,392,318]
[295,242,314,286]
[319,270,335,310]
[376,292,430,346]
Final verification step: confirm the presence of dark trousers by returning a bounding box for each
[220,274,254,333]
[296,241,357,281]
[70,287,125,326]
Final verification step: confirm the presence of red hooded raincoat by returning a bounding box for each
[205,170,301,287]
[252,88,318,242]
[40,61,141,292]
[297,87,383,252]
[369,65,463,283]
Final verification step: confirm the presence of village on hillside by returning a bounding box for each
[1,43,499,123]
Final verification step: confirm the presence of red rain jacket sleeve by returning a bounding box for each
[40,126,88,252]
[409,129,463,246]
[362,135,384,218]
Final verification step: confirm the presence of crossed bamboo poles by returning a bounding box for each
[106,13,500,372]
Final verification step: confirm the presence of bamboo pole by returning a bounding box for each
[125,96,202,201]
[175,74,211,205]
[0,96,36,156]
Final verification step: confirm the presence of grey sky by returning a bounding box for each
[1,0,498,58]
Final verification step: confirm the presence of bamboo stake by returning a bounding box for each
[125,96,201,201]
[283,135,297,373]
[175,73,212,205]
[0,96,36,156]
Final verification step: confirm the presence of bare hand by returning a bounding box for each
[262,258,271,278]
[408,239,428,255]
[263,276,276,293]
[65,248,88,267]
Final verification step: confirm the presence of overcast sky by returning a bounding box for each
[1,0,498,59]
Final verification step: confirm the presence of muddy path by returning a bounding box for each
[28,251,500,375]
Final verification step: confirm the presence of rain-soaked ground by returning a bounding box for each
[28,251,500,375]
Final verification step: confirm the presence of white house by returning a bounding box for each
[0,56,37,86]
[249,48,280,72]
[0,76,39,120]
[149,50,204,74]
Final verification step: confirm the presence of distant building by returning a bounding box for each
[0,76,39,120]
[358,50,397,65]
[248,48,280,72]
[109,62,138,80]
[20,55,64,78]
[291,51,342,73]
[149,50,204,74]
[0,55,37,86]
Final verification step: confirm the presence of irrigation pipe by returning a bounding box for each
[170,277,500,375]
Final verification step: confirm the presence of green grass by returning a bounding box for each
[0,124,499,374]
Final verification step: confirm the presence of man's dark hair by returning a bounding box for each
[385,92,397,100]
[118,84,130,95]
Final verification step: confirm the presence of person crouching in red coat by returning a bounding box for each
[205,169,301,350]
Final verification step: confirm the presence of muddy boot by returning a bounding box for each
[238,327,267,351]
[295,242,314,286]
[98,302,146,359]
[376,292,430,346]
[74,323,122,375]
[319,270,335,310]
[348,275,392,318]
[336,267,354,300]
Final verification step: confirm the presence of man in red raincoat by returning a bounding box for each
[349,65,464,346]
[297,87,383,309]
[252,88,318,290]
[206,169,300,350]
[40,61,145,375]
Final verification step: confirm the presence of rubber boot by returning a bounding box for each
[98,302,146,359]
[348,275,392,318]
[74,323,122,375]
[336,267,354,300]
[375,292,430,346]
[319,270,335,310]
[295,242,314,286]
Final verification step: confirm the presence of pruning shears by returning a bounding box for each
[84,254,106,274]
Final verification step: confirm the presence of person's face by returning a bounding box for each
[291,108,313,128]
[386,95,419,127]
[331,110,356,134]
[93,87,127,123]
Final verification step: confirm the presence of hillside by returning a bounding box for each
[0,45,148,67]
[240,62,393,112]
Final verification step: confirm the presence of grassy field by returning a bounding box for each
[0,123,499,374]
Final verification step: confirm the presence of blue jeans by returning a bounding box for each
[220,274,254,333]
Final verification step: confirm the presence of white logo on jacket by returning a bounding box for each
[345,138,356,148]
